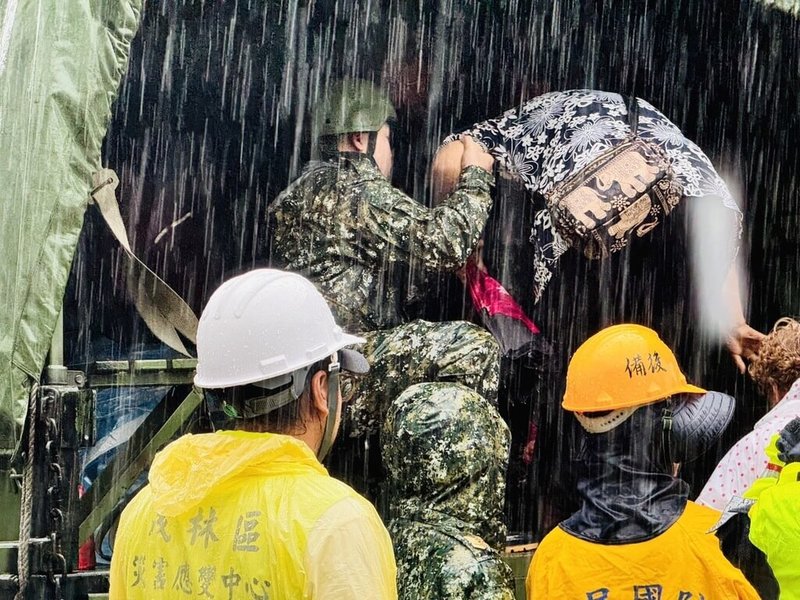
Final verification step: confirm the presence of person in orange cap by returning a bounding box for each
[526,324,759,599]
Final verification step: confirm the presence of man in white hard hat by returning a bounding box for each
[110,269,398,599]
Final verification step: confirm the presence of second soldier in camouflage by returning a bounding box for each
[383,382,515,599]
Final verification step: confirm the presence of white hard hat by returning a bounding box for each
[194,269,366,389]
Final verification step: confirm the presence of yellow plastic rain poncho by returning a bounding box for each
[110,430,397,599]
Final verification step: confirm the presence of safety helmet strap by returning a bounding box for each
[317,352,341,461]
[661,398,675,468]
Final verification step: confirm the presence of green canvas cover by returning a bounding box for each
[0,1,143,452]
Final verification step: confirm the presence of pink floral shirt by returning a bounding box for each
[697,378,800,511]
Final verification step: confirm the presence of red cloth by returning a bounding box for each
[465,258,539,334]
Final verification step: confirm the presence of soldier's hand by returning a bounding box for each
[461,136,494,173]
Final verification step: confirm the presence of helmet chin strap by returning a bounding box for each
[366,131,378,156]
[317,352,341,461]
[661,397,675,471]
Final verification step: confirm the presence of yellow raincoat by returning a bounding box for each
[110,430,397,599]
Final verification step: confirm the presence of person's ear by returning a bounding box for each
[309,370,330,418]
[348,132,369,153]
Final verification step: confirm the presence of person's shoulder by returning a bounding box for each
[705,428,765,483]
[535,523,573,552]
[676,501,726,536]
[272,161,337,209]
[115,484,156,545]
[315,485,385,526]
[529,524,597,571]
[339,154,387,186]
[355,181,423,223]
[120,484,155,519]
[715,430,764,469]
[359,176,402,197]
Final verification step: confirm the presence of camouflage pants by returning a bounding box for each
[346,319,500,438]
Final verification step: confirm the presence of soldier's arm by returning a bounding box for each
[360,165,494,272]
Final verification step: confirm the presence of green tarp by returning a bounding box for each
[0,0,142,452]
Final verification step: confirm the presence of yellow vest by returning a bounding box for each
[527,501,759,599]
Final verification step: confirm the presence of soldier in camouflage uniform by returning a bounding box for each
[383,382,515,600]
[269,79,500,440]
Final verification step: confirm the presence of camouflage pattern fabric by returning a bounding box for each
[269,154,494,333]
[348,319,500,437]
[383,383,514,600]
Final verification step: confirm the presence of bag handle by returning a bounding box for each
[624,94,639,135]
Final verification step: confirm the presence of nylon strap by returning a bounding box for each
[317,352,340,461]
[661,399,675,468]
[90,169,199,357]
[366,131,377,156]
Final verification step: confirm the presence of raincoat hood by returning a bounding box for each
[148,430,325,517]
[383,383,511,547]
[562,403,690,543]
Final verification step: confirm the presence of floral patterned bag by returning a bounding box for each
[545,96,684,259]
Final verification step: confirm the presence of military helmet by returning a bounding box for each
[317,79,396,137]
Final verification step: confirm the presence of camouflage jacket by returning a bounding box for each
[383,382,514,599]
[269,155,494,332]
[389,516,515,600]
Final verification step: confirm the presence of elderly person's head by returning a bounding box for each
[748,317,800,406]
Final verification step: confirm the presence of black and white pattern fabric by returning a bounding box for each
[444,89,742,303]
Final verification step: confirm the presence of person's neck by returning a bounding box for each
[293,430,321,456]
[772,387,788,408]
[291,418,323,458]
[235,420,322,456]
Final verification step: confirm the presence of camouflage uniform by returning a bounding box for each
[383,383,515,600]
[353,320,499,436]
[270,154,500,436]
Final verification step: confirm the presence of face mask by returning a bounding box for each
[662,391,735,464]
